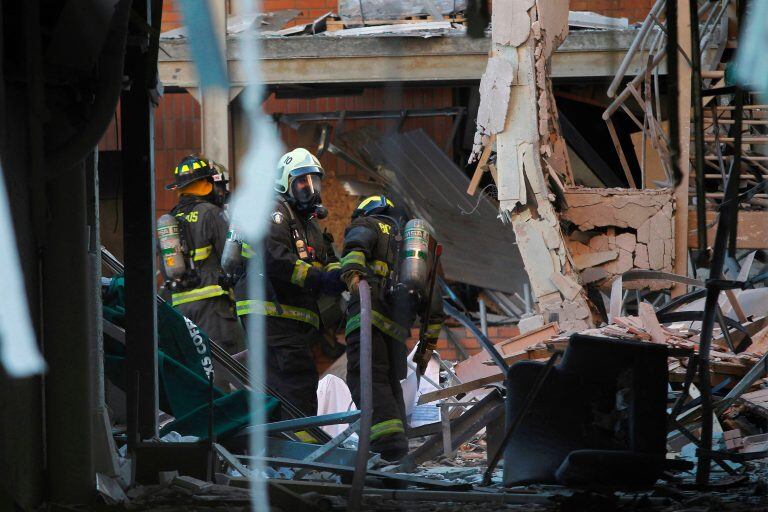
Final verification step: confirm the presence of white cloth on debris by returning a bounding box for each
[316,348,443,436]
[316,374,356,437]
[401,347,441,428]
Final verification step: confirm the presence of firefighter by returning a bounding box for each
[340,195,445,462]
[162,154,245,355]
[233,148,345,419]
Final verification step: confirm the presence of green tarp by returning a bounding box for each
[103,276,277,439]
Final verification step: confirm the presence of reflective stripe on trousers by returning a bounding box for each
[370,418,405,441]
[235,299,320,330]
[171,284,227,306]
[345,310,408,342]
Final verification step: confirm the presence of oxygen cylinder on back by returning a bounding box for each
[398,218,435,297]
[157,214,187,280]
[221,227,244,276]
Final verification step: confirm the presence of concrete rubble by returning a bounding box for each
[96,272,768,511]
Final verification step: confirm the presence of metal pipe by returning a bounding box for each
[604,0,727,121]
[607,0,666,97]
[523,284,532,315]
[479,299,488,336]
[349,279,373,512]
[443,301,508,373]
[123,0,159,448]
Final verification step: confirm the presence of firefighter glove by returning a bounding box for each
[342,270,364,294]
[320,268,346,296]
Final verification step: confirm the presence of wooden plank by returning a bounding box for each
[467,134,495,196]
[419,348,552,404]
[419,370,508,404]
[606,118,637,188]
[725,290,748,323]
[630,121,668,189]
[638,302,667,344]
[495,322,559,356]
[572,250,618,270]
[687,210,768,249]
[672,0,692,298]
[549,271,582,301]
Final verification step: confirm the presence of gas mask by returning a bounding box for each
[289,173,327,218]
[211,168,230,208]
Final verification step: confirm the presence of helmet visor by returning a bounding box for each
[290,173,322,204]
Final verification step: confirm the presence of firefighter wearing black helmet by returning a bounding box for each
[233,148,345,420]
[340,195,445,462]
[161,154,245,355]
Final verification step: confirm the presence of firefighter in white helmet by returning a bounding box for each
[232,148,345,420]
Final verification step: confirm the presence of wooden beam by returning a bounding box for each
[672,0,692,297]
[466,135,495,196]
[687,210,768,249]
[418,347,552,404]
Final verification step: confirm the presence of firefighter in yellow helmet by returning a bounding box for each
[160,155,245,355]
[233,148,345,419]
[340,195,445,462]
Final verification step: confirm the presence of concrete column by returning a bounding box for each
[201,0,230,167]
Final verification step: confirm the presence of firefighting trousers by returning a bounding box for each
[345,327,408,449]
[243,316,320,419]
[176,295,245,355]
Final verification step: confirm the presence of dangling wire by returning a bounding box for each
[458,183,497,215]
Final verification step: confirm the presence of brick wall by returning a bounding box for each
[153,93,203,220]
[161,0,184,31]
[570,0,655,22]
[264,0,654,24]
[406,325,520,362]
[161,1,656,33]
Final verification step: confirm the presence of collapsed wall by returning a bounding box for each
[472,0,675,331]
[563,187,675,289]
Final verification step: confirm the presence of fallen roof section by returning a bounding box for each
[358,129,527,295]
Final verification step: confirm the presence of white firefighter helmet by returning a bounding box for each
[275,148,325,197]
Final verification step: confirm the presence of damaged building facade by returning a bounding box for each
[2,0,768,510]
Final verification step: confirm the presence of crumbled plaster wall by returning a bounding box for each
[473,0,594,332]
[563,187,675,289]
[472,1,679,330]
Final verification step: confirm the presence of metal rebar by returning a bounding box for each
[690,0,708,266]
[607,0,666,98]
[695,85,744,487]
[479,299,488,336]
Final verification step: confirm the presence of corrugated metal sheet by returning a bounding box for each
[361,129,527,294]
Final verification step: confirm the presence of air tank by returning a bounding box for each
[157,214,186,280]
[398,218,435,296]
[221,227,244,276]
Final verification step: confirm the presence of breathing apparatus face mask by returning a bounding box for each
[289,172,326,217]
